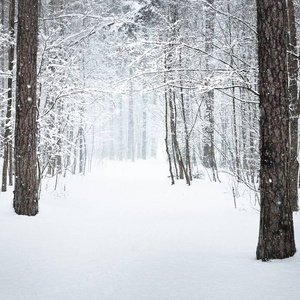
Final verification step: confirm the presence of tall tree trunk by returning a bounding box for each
[287,0,299,212]
[165,84,175,185]
[227,2,241,181]
[79,4,86,173]
[232,88,241,180]
[164,2,190,184]
[203,0,216,172]
[256,0,296,260]
[179,74,192,183]
[164,49,175,184]
[13,0,39,216]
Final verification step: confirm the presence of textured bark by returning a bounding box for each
[287,0,299,212]
[13,0,39,216]
[256,0,296,260]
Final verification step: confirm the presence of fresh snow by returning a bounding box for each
[0,160,299,300]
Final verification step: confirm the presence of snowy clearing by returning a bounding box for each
[0,160,299,300]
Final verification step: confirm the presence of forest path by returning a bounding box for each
[0,160,299,300]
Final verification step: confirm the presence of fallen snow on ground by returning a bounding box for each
[0,160,299,300]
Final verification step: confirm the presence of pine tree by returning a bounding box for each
[256,0,296,260]
[287,0,299,212]
[13,0,39,216]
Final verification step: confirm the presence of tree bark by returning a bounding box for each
[287,0,299,212]
[13,0,39,216]
[256,0,296,260]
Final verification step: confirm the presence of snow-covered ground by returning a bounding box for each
[0,160,299,300]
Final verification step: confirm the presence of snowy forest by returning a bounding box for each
[0,0,262,190]
[1,0,300,299]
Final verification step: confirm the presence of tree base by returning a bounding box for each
[256,243,296,261]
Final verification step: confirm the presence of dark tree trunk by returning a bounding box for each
[287,0,299,212]
[13,0,39,216]
[256,0,296,260]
